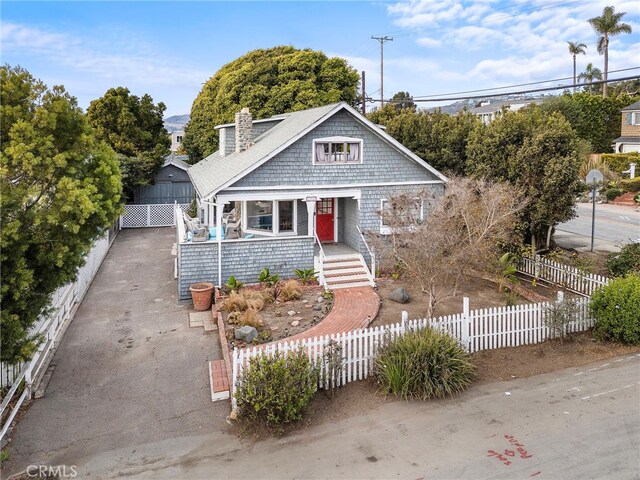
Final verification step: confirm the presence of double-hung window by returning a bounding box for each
[313,136,363,164]
[380,198,423,235]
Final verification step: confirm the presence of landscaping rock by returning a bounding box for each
[291,320,300,327]
[302,299,309,304]
[389,287,410,304]
[235,326,258,342]
[287,310,296,316]
[313,304,323,311]
[317,297,324,303]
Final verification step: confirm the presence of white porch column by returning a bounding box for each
[304,197,318,237]
[215,201,223,288]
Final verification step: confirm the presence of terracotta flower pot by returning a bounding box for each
[190,282,214,311]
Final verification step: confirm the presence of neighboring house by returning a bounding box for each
[132,154,194,204]
[469,99,543,125]
[614,100,640,153]
[170,130,185,153]
[177,102,446,301]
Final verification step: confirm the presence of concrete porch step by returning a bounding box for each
[324,260,363,270]
[326,273,371,284]
[329,280,374,289]
[324,266,369,277]
[323,254,361,263]
[208,359,230,402]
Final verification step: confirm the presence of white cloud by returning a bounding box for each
[416,36,442,48]
[1,21,209,89]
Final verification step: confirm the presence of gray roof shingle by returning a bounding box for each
[189,103,340,198]
[621,100,640,111]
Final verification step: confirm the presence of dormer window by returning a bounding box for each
[313,136,363,165]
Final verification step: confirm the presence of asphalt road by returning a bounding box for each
[44,353,640,480]
[556,202,640,252]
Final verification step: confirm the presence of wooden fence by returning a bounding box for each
[231,294,593,406]
[120,203,189,228]
[0,230,117,443]
[518,254,609,297]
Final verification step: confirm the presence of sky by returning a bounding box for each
[2,1,639,117]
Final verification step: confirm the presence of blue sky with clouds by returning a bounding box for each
[2,1,639,117]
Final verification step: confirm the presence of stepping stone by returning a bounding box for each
[189,311,209,328]
[203,315,218,333]
[208,360,230,402]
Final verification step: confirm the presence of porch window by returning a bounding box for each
[313,137,362,164]
[380,198,423,235]
[243,200,297,236]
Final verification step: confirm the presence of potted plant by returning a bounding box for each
[190,282,214,311]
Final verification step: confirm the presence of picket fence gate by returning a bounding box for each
[518,255,609,297]
[120,203,189,228]
[231,295,594,406]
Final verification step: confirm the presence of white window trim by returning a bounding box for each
[242,200,298,237]
[380,198,424,235]
[312,136,363,165]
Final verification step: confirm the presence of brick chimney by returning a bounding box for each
[235,107,252,153]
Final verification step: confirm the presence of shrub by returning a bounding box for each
[374,328,475,400]
[222,291,248,312]
[280,280,303,302]
[293,268,317,283]
[601,152,640,175]
[258,268,280,287]
[607,242,640,277]
[544,296,581,342]
[239,308,263,328]
[605,188,624,201]
[245,292,265,311]
[591,275,640,345]
[235,348,320,433]
[620,177,640,193]
[225,276,244,292]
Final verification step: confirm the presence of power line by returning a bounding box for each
[371,74,640,104]
[413,67,640,99]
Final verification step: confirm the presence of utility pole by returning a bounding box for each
[361,71,366,115]
[371,35,393,107]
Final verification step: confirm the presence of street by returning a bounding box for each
[556,202,640,252]
[53,354,640,479]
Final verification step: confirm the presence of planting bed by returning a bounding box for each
[219,283,334,348]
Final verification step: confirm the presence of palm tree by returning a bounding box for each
[588,6,632,97]
[578,63,603,94]
[567,41,587,93]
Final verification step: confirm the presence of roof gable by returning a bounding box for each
[189,102,446,199]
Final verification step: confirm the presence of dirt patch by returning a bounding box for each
[220,284,333,348]
[373,276,526,327]
[472,331,640,384]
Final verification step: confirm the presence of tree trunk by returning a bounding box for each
[573,54,576,94]
[545,224,553,250]
[603,36,609,98]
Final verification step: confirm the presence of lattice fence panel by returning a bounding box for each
[121,204,189,228]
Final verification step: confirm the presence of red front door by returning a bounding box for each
[316,198,335,242]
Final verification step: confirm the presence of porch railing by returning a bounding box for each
[314,232,326,287]
[357,225,376,282]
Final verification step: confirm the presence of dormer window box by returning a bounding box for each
[313,137,363,165]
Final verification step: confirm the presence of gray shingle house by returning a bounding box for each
[176,102,446,301]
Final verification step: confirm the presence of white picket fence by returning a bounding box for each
[120,203,189,228]
[518,255,609,297]
[231,295,594,406]
[0,231,116,443]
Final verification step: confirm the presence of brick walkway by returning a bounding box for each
[270,286,380,343]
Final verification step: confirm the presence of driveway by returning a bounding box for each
[5,228,229,475]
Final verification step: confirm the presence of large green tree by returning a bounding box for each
[466,108,582,251]
[540,91,638,153]
[577,63,603,94]
[368,108,480,175]
[183,46,360,162]
[86,87,170,199]
[0,65,123,363]
[588,6,632,98]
